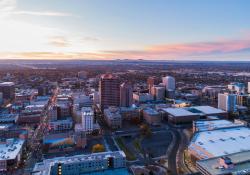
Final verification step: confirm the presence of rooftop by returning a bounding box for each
[163,108,195,117]
[0,138,24,161]
[189,126,250,159]
[163,105,226,117]
[194,119,245,132]
[0,113,18,123]
[104,107,121,119]
[0,124,13,130]
[192,106,226,115]
[197,151,250,175]
[143,108,160,115]
[33,151,126,175]
[0,82,14,86]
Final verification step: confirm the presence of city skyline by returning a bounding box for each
[0,0,250,61]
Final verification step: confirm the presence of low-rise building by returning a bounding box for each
[192,119,245,133]
[0,124,28,140]
[162,106,227,124]
[48,105,58,121]
[197,151,250,175]
[120,107,140,121]
[0,138,25,172]
[104,107,122,129]
[15,89,37,103]
[17,110,43,125]
[0,114,19,124]
[57,103,71,119]
[236,94,250,107]
[202,85,225,99]
[43,131,86,153]
[32,151,126,175]
[49,118,73,132]
[188,124,250,160]
[133,93,153,103]
[143,108,161,125]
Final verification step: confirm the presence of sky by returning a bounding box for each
[0,0,250,61]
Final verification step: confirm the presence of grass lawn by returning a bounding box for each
[115,137,136,161]
[133,137,143,154]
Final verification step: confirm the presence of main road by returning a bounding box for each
[167,127,180,175]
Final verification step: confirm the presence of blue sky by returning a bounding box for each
[0,0,250,60]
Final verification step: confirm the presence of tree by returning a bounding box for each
[149,171,154,175]
[130,117,141,125]
[92,144,105,153]
[140,124,152,138]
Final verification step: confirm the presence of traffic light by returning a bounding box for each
[58,163,62,175]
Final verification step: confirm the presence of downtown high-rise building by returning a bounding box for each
[81,107,94,133]
[218,93,236,112]
[151,85,166,101]
[120,82,133,107]
[0,82,15,100]
[99,74,120,110]
[248,82,250,94]
[147,76,160,92]
[162,76,175,91]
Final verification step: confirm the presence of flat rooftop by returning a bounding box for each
[197,151,250,175]
[163,105,226,117]
[189,126,250,159]
[0,113,18,123]
[0,139,24,161]
[0,123,13,130]
[163,108,195,117]
[194,119,245,132]
[192,106,226,115]
[0,82,14,86]
[143,108,159,115]
[33,151,126,175]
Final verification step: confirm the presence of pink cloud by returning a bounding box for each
[100,39,250,59]
[1,38,250,60]
[147,39,250,55]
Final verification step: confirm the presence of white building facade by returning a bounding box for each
[81,107,94,133]
[162,76,175,91]
[218,93,236,112]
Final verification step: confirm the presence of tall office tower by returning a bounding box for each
[162,76,175,90]
[147,76,160,92]
[120,82,133,107]
[151,85,166,100]
[248,82,250,94]
[218,93,236,112]
[0,82,15,100]
[99,74,120,111]
[81,107,94,133]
